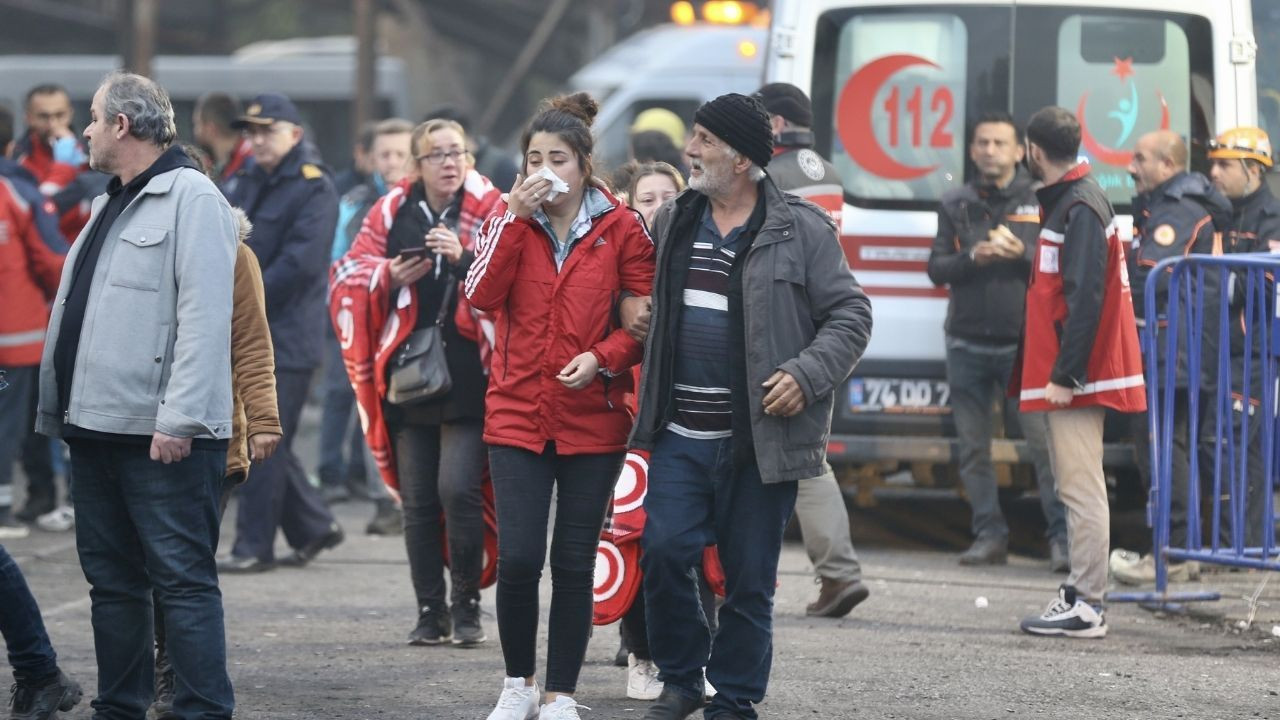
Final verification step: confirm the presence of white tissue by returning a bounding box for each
[532,166,571,203]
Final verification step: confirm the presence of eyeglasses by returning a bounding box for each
[417,149,470,165]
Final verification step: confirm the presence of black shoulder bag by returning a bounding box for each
[386,280,454,406]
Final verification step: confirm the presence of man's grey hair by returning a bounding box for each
[99,71,177,148]
[729,149,767,182]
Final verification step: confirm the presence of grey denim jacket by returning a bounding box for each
[36,167,238,440]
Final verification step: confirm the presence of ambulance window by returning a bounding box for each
[1054,15,1192,205]
[810,6,1012,209]
[1011,8,1213,211]
[1254,3,1280,140]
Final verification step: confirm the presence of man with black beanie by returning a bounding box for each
[630,93,873,719]
[754,81,871,618]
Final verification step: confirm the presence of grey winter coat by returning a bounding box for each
[629,177,872,483]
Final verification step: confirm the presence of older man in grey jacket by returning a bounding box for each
[629,93,872,720]
[35,72,238,719]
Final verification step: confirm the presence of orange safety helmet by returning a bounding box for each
[1208,126,1273,168]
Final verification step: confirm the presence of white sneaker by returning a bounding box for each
[538,695,589,720]
[486,677,540,720]
[1109,548,1200,586]
[1019,585,1107,638]
[625,653,663,700]
[36,505,74,532]
[0,519,30,539]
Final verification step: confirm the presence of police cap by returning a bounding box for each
[232,93,303,129]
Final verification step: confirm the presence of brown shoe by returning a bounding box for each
[805,578,870,618]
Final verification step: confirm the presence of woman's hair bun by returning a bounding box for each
[546,91,599,127]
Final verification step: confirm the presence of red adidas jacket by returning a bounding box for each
[464,186,655,454]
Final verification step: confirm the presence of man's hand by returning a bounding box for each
[557,351,600,390]
[619,295,652,342]
[971,241,1001,266]
[150,432,192,464]
[1044,382,1074,408]
[988,225,1025,259]
[249,432,282,462]
[762,370,807,417]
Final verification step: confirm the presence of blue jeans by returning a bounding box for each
[946,339,1067,544]
[0,543,58,683]
[69,439,233,720]
[641,431,798,720]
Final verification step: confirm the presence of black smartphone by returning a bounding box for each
[398,246,430,261]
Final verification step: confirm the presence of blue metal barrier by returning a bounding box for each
[1109,253,1280,608]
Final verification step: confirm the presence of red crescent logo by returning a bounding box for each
[612,454,648,514]
[593,541,626,602]
[1077,92,1171,166]
[837,53,941,180]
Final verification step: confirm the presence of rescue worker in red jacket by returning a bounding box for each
[1015,107,1144,639]
[464,92,655,720]
[0,105,66,534]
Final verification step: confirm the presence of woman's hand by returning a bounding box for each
[507,173,553,219]
[425,224,464,263]
[557,351,600,390]
[388,254,432,288]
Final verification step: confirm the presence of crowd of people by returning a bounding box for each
[0,63,1275,720]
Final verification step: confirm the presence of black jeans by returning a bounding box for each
[0,542,58,683]
[393,420,487,610]
[489,443,623,694]
[1133,390,1193,548]
[0,366,55,513]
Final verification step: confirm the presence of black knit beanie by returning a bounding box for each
[754,82,813,128]
[693,93,774,168]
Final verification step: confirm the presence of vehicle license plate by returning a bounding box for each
[847,378,951,414]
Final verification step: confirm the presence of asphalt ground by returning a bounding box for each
[8,492,1280,720]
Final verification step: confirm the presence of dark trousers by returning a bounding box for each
[620,565,717,662]
[318,329,366,486]
[641,431,797,720]
[946,340,1066,543]
[0,543,58,683]
[232,369,336,562]
[1134,390,1193,548]
[394,420,486,610]
[69,439,233,720]
[0,366,55,511]
[489,443,622,694]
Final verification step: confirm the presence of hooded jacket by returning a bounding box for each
[928,167,1041,345]
[1130,171,1232,389]
[226,208,281,479]
[630,177,872,483]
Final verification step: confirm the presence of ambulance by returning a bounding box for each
[764,0,1274,495]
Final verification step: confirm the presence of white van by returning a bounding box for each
[765,0,1269,490]
[571,22,768,172]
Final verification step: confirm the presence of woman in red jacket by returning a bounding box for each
[465,93,655,720]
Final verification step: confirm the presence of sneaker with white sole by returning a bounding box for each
[626,653,663,701]
[36,505,74,533]
[1020,584,1107,638]
[1109,548,1199,586]
[539,695,589,720]
[486,677,540,720]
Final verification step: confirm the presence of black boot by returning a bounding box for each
[642,687,705,720]
[407,604,451,645]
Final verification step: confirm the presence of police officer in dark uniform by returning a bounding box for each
[1112,130,1231,584]
[927,111,1067,570]
[219,93,343,573]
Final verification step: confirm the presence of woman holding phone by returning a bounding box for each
[330,118,502,648]
[465,92,655,720]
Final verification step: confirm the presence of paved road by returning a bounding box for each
[8,493,1279,720]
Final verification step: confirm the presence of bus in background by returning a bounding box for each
[765,0,1265,502]
[0,37,409,169]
